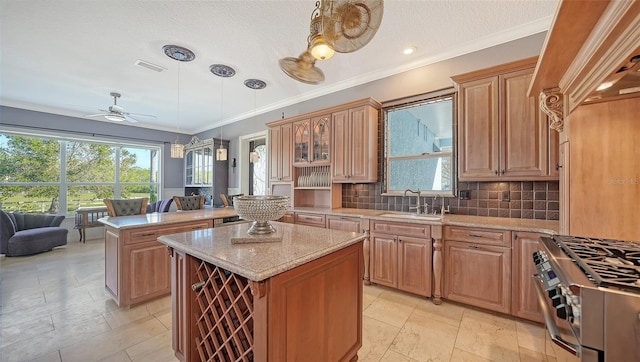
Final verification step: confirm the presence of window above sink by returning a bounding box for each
[383,88,456,197]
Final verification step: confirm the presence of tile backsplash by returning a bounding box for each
[342,181,559,221]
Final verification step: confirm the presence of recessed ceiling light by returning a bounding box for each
[597,81,614,91]
[162,45,196,62]
[403,46,416,55]
[210,64,236,78]
[244,79,267,90]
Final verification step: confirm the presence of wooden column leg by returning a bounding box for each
[362,229,371,285]
[432,225,443,305]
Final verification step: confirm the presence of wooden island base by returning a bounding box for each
[170,241,364,362]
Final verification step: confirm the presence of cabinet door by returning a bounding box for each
[397,236,431,297]
[458,76,500,180]
[293,119,311,164]
[500,69,546,178]
[269,124,292,182]
[370,234,397,288]
[512,232,545,323]
[311,115,331,164]
[203,146,214,185]
[185,150,194,186]
[348,105,376,182]
[444,240,511,313]
[124,241,172,305]
[331,110,349,181]
[269,126,281,182]
[104,228,120,303]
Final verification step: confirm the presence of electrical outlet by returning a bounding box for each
[459,190,470,200]
[501,191,510,202]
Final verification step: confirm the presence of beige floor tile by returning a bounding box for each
[550,343,579,362]
[519,346,549,362]
[363,290,377,310]
[364,294,416,328]
[156,310,173,330]
[1,315,54,349]
[455,311,520,361]
[450,348,494,361]
[1,315,111,362]
[98,350,133,362]
[126,329,177,361]
[363,284,386,299]
[389,309,459,362]
[145,295,172,315]
[358,315,401,361]
[413,298,465,328]
[60,316,168,362]
[0,290,46,314]
[29,350,62,362]
[516,320,547,353]
[103,304,152,329]
[379,349,417,362]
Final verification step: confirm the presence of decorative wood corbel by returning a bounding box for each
[249,280,267,298]
[539,88,564,132]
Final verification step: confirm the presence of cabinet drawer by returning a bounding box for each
[444,226,511,247]
[326,216,363,232]
[294,213,326,227]
[123,221,212,245]
[370,221,430,238]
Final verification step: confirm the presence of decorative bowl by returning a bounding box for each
[233,195,290,234]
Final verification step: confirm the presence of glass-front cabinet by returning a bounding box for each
[184,138,214,186]
[293,115,330,165]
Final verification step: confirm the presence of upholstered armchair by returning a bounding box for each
[146,198,174,213]
[103,198,149,217]
[173,195,205,211]
[0,210,68,256]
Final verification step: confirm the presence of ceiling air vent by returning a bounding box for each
[135,59,166,72]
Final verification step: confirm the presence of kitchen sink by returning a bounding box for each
[377,213,443,221]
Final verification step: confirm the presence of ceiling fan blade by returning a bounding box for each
[124,115,139,123]
[85,113,107,117]
[125,112,156,119]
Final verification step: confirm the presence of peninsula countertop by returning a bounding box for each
[98,207,239,229]
[157,221,366,282]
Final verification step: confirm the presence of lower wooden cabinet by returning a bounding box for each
[443,226,512,314]
[104,220,213,307]
[512,232,545,323]
[370,221,431,297]
[326,215,363,232]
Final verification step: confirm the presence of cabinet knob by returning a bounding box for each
[501,169,505,175]
[494,170,499,175]
[555,163,562,171]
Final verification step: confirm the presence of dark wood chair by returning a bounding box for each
[103,198,149,217]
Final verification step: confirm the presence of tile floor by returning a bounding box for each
[0,239,578,362]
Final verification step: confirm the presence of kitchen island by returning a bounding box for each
[158,221,365,362]
[99,208,240,307]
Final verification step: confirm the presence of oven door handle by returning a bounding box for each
[532,274,579,356]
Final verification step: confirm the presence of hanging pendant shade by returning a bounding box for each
[170,136,185,158]
[216,145,227,161]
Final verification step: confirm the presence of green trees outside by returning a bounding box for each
[0,135,157,214]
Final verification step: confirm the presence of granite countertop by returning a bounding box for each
[157,221,365,281]
[98,207,239,229]
[290,207,560,235]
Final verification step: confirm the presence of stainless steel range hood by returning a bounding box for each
[584,52,640,103]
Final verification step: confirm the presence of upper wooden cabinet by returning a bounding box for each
[293,115,331,165]
[268,122,292,182]
[453,57,558,181]
[332,103,379,183]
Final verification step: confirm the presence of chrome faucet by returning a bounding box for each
[404,188,422,214]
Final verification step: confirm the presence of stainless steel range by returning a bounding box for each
[532,235,640,362]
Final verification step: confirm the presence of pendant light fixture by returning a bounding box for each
[244,78,267,163]
[210,64,236,161]
[163,45,196,159]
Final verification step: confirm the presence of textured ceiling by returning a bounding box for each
[0,0,558,134]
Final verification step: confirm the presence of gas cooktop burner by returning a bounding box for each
[553,235,640,291]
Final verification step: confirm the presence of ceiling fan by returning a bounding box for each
[279,0,384,84]
[85,92,156,123]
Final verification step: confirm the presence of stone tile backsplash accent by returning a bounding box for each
[342,181,560,221]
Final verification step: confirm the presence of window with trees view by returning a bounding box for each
[384,90,456,196]
[0,132,160,215]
